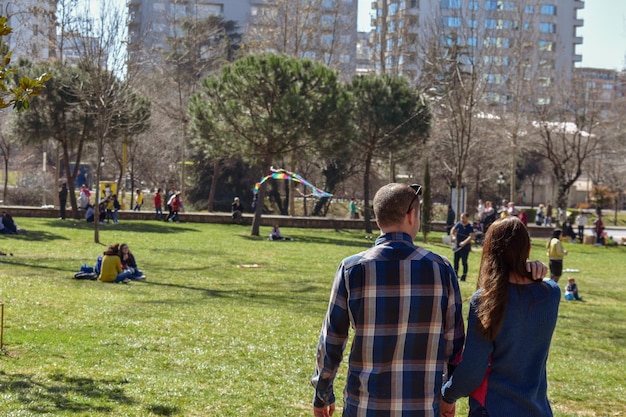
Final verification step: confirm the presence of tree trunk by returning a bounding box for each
[2,153,8,204]
[207,160,219,212]
[251,184,265,236]
[251,161,271,236]
[363,153,373,234]
[94,143,103,244]
[556,182,569,214]
[61,143,80,219]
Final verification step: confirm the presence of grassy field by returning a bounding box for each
[0,218,624,417]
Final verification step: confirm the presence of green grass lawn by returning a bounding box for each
[0,218,624,416]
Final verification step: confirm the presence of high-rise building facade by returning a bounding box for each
[575,67,624,118]
[127,0,358,77]
[0,0,56,62]
[370,0,584,104]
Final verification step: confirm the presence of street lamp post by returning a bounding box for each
[497,172,505,203]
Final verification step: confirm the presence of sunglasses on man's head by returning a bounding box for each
[407,184,422,214]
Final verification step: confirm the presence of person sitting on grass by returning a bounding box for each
[564,277,583,301]
[98,244,133,284]
[268,224,293,241]
[119,243,145,280]
[85,204,95,222]
[0,211,21,234]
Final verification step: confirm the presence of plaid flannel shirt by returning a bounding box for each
[312,232,465,417]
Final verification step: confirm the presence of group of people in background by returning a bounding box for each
[58,183,184,224]
[154,188,183,222]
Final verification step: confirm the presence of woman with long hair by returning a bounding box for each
[98,244,133,284]
[119,243,146,280]
[441,217,560,417]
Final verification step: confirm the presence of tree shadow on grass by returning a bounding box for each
[140,280,329,315]
[43,219,200,234]
[0,258,73,273]
[239,233,374,249]
[0,370,148,414]
[0,229,68,243]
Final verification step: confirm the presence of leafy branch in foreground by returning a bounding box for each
[0,16,51,110]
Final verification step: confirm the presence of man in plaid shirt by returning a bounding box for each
[312,183,465,417]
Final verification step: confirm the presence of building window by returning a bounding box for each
[539,40,554,51]
[602,83,614,90]
[469,1,478,11]
[525,5,534,13]
[541,5,556,15]
[441,0,461,9]
[539,22,555,33]
[503,2,516,11]
[538,77,551,87]
[468,19,478,28]
[322,0,335,8]
[303,51,316,59]
[444,17,462,27]
[485,1,497,10]
[485,19,496,29]
[484,74,504,84]
[321,14,335,29]
[410,0,418,8]
[537,97,551,105]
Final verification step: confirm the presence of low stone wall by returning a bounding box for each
[2,206,556,238]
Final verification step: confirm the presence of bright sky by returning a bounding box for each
[357,0,626,71]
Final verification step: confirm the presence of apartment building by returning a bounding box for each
[127,0,358,77]
[0,0,56,62]
[575,67,625,118]
[370,0,584,104]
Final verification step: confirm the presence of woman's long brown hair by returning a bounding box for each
[475,217,532,340]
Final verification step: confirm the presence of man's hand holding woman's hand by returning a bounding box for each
[440,399,455,417]
[314,404,335,417]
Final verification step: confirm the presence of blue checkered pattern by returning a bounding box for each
[312,232,465,416]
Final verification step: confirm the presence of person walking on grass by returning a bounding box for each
[133,188,144,211]
[441,217,559,417]
[312,183,465,417]
[154,188,163,220]
[451,212,474,282]
[547,228,567,283]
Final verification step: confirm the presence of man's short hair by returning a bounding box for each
[373,183,419,227]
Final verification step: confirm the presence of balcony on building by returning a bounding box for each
[127,0,140,5]
[574,0,584,10]
[574,36,583,45]
[405,8,419,16]
[573,54,582,63]
[371,1,378,10]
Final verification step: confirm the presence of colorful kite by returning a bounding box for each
[253,167,333,198]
